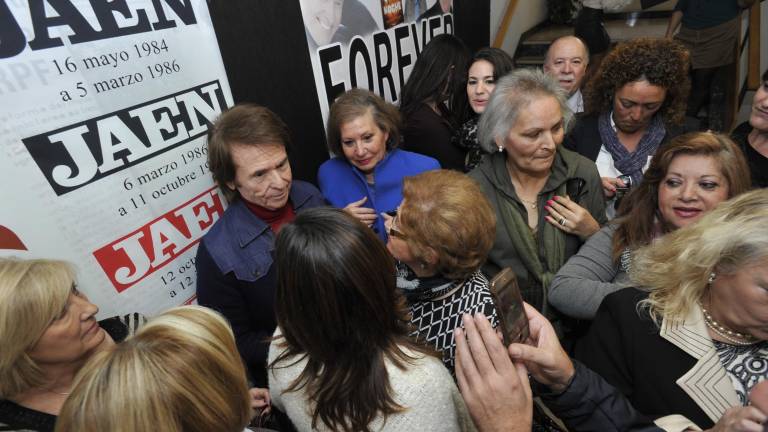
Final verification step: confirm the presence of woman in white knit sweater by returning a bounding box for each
[268,208,474,432]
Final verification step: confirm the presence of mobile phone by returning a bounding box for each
[488,268,529,346]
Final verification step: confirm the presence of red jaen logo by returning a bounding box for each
[93,187,225,292]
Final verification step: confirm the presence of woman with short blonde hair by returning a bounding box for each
[0,258,127,432]
[577,189,768,430]
[0,259,74,399]
[56,306,251,432]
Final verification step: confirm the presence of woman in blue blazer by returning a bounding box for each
[318,89,440,241]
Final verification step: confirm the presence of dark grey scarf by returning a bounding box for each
[599,111,666,186]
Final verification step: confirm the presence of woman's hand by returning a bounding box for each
[600,176,627,198]
[508,303,575,393]
[707,406,766,432]
[544,195,600,240]
[343,196,377,227]
[249,387,271,419]
[455,313,532,432]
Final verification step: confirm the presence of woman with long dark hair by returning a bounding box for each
[550,132,751,319]
[268,208,473,432]
[454,47,515,171]
[399,34,469,171]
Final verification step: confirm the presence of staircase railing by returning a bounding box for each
[492,0,520,48]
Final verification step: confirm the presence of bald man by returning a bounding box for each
[543,36,589,113]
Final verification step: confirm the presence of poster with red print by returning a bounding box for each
[0,0,233,317]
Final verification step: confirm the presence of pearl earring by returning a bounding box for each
[497,145,504,153]
[708,272,716,284]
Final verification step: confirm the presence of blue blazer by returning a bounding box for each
[317,149,440,241]
[196,180,325,386]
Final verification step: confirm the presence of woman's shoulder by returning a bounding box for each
[386,346,454,392]
[559,147,601,179]
[599,287,650,318]
[0,399,55,432]
[317,156,352,177]
[388,149,441,170]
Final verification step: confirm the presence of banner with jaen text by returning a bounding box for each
[0,0,233,317]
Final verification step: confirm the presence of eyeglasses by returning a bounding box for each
[386,210,407,240]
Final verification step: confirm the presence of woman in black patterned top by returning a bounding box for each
[383,170,498,372]
[0,258,144,432]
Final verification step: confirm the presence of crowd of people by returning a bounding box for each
[2,7,768,432]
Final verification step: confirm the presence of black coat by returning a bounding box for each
[563,114,699,162]
[575,288,721,429]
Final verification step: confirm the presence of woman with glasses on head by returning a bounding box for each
[318,88,439,242]
[383,169,498,372]
[549,132,751,320]
[268,207,473,432]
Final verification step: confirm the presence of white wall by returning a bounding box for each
[490,1,547,55]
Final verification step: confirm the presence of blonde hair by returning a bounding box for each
[634,189,768,323]
[56,306,251,432]
[0,258,74,398]
[400,170,496,280]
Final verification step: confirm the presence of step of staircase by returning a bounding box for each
[514,12,672,68]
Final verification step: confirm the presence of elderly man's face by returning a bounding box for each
[544,37,588,96]
[226,143,292,210]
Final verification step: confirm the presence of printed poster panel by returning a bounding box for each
[298,0,454,127]
[0,0,234,318]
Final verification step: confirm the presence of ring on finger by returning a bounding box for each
[559,217,567,226]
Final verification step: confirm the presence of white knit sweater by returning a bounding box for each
[268,334,475,432]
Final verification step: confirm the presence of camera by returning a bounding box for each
[614,174,633,210]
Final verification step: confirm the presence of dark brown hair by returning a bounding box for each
[612,132,751,260]
[327,88,402,157]
[399,170,496,280]
[207,104,291,203]
[583,37,690,126]
[271,208,433,432]
[399,34,470,126]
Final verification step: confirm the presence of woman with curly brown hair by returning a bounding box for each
[564,37,696,218]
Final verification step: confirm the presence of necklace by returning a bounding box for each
[700,304,757,346]
[505,159,544,211]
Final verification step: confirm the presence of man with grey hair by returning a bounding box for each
[543,36,589,113]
